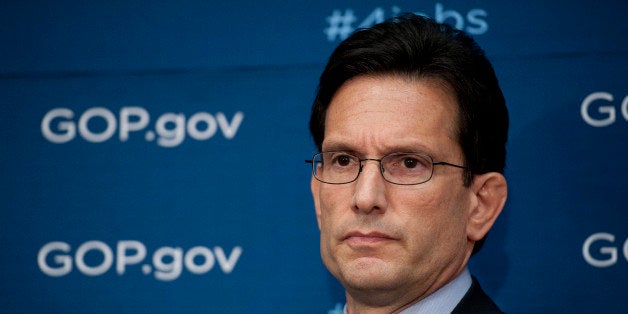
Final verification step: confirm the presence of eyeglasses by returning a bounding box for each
[305,151,469,185]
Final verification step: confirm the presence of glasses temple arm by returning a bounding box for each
[432,161,469,169]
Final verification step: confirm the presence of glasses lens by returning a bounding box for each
[381,153,433,184]
[313,152,360,184]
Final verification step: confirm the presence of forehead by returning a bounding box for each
[323,75,460,155]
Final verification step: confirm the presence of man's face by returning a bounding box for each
[311,75,477,301]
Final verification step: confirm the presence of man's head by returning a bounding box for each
[310,14,508,187]
[308,14,508,311]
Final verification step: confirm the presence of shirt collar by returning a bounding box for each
[399,267,472,314]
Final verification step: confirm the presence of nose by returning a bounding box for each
[352,160,387,214]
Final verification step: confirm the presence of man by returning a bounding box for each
[306,14,508,313]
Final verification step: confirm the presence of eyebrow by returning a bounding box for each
[322,140,435,156]
[321,141,358,153]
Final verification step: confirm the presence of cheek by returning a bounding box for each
[394,186,469,244]
[316,187,346,271]
[392,186,442,218]
[316,186,345,235]
[319,184,350,212]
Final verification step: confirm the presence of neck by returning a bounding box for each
[345,290,425,314]
[344,250,472,314]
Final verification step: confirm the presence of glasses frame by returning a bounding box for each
[305,151,469,185]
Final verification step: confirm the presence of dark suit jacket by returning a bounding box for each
[451,276,503,313]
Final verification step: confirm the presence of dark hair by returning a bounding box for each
[309,14,508,254]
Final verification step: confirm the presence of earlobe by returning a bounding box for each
[311,176,322,230]
[467,172,508,241]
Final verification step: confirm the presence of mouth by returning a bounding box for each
[342,230,396,246]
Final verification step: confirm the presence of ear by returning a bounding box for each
[311,176,322,230]
[467,172,507,242]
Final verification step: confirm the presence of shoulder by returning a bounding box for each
[451,276,503,314]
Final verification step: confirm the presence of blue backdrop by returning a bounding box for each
[1,1,626,313]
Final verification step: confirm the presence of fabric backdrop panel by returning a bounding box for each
[1,1,626,313]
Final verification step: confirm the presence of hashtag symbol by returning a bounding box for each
[324,9,357,41]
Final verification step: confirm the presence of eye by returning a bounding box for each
[385,153,430,171]
[403,157,419,168]
[333,154,353,167]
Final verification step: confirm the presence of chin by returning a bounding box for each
[338,257,400,290]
